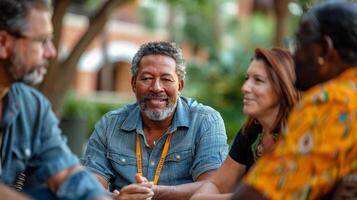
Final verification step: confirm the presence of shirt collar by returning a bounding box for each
[2,84,20,128]
[121,96,190,133]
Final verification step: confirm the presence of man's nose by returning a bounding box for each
[43,40,57,59]
[150,79,164,92]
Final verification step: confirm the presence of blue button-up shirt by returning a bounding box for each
[0,83,107,200]
[82,96,228,190]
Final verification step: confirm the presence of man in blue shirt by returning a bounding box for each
[0,0,109,199]
[82,41,228,200]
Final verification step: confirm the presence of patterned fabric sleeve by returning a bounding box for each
[244,77,357,200]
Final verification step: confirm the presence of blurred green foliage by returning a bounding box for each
[139,0,288,142]
[61,92,124,138]
[63,0,312,143]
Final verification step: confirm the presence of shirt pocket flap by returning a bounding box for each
[13,147,32,160]
[107,152,137,166]
[165,149,192,163]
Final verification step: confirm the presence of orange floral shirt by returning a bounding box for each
[244,68,357,200]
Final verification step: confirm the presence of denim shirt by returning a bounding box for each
[82,96,228,190]
[0,83,107,200]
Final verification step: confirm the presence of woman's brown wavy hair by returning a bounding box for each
[242,48,300,138]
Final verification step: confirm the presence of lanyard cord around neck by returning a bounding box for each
[135,133,172,185]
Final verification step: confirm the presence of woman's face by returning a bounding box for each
[242,60,279,119]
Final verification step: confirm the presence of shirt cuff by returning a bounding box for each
[57,169,110,200]
[192,164,221,181]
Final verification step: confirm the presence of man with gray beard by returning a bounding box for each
[82,41,228,200]
[0,0,111,199]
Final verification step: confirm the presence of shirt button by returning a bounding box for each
[150,161,155,166]
[175,154,181,160]
[121,158,126,163]
[24,148,31,157]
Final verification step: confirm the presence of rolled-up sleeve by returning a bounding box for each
[81,114,114,181]
[9,85,109,200]
[57,170,109,200]
[31,101,78,182]
[190,110,228,180]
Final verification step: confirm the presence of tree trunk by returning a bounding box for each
[238,0,253,49]
[40,0,134,115]
[52,0,71,52]
[273,0,290,47]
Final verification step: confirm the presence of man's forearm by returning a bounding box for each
[48,165,110,200]
[153,181,207,200]
[48,164,83,192]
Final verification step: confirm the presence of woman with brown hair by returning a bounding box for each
[191,48,299,200]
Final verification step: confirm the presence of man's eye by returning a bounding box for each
[38,37,53,45]
[142,77,152,81]
[162,78,173,82]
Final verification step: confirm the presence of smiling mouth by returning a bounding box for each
[243,98,254,103]
[37,66,47,75]
[145,98,168,107]
[148,98,167,103]
[29,65,47,75]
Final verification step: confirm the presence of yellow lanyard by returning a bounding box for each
[135,133,172,185]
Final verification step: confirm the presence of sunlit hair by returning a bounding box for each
[131,41,186,81]
[243,48,300,137]
[0,0,51,36]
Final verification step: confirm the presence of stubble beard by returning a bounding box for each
[9,47,47,85]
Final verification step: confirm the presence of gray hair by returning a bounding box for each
[0,0,51,36]
[131,41,186,80]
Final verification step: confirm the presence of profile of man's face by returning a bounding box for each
[8,8,55,85]
[293,19,322,91]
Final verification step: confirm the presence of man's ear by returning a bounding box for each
[0,31,11,59]
[319,35,344,74]
[320,35,335,61]
[131,76,136,93]
[178,79,184,92]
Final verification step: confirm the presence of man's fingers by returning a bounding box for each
[120,184,152,194]
[140,182,154,188]
[112,189,120,198]
[117,184,154,200]
[135,174,148,183]
[120,192,154,200]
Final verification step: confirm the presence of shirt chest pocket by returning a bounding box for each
[107,152,138,181]
[160,149,193,184]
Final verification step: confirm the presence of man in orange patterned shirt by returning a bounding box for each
[231,1,357,199]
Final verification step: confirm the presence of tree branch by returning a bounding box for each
[41,0,134,115]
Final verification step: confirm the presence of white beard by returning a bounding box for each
[139,93,178,121]
[22,67,47,85]
[141,102,176,121]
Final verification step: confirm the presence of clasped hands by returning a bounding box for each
[113,174,156,200]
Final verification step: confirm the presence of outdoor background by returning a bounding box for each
[38,0,320,156]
